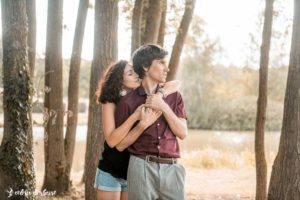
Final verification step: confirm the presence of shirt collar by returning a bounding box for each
[137,84,161,96]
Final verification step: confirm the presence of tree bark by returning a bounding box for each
[0,0,35,199]
[157,0,167,47]
[26,0,36,78]
[64,0,89,190]
[26,0,36,152]
[131,0,144,54]
[43,0,68,194]
[84,0,118,199]
[143,0,163,44]
[167,0,196,81]
[268,0,300,199]
[255,0,274,200]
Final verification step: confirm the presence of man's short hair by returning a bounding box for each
[132,44,168,79]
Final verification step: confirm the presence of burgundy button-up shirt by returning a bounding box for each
[115,85,187,158]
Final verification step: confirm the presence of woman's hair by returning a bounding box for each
[96,60,128,104]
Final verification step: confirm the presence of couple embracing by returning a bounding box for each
[94,44,188,200]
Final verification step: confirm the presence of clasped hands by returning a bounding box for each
[134,94,166,128]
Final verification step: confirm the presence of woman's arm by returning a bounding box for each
[116,107,162,152]
[158,80,181,98]
[102,103,141,148]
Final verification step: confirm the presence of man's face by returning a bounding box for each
[146,57,169,83]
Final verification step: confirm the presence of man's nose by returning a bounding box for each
[165,66,169,72]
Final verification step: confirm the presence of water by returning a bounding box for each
[0,126,281,154]
[0,125,88,143]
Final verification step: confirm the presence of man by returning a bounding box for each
[115,44,188,200]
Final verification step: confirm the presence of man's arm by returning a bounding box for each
[160,104,187,140]
[145,93,188,140]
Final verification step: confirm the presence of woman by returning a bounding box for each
[94,60,180,200]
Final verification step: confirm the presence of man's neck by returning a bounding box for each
[141,77,159,95]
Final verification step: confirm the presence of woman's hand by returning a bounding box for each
[158,80,181,97]
[133,104,145,120]
[139,107,162,128]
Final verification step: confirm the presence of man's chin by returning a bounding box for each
[160,78,167,83]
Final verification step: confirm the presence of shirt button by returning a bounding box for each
[157,123,160,126]
[158,136,161,140]
[157,146,160,149]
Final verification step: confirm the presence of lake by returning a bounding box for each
[0,126,280,167]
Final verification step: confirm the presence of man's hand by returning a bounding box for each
[145,94,167,112]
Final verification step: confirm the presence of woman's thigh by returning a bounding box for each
[97,190,121,200]
[120,191,128,200]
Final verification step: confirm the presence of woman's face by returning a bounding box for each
[122,63,140,90]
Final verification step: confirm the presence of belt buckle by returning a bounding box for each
[146,155,158,163]
[171,158,175,164]
[146,155,154,163]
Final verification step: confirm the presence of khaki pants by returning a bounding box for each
[127,155,186,200]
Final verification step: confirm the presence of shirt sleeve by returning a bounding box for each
[114,98,132,127]
[175,92,187,120]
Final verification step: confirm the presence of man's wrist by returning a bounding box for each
[160,101,169,114]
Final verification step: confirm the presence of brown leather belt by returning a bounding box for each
[135,155,177,164]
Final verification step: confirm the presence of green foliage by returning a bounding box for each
[32,58,91,99]
[180,59,286,131]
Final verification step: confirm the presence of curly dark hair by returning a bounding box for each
[132,44,168,79]
[96,60,128,104]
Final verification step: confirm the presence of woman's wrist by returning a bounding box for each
[157,88,165,98]
[138,120,148,130]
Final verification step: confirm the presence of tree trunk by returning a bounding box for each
[255,0,274,200]
[64,0,89,190]
[26,0,36,151]
[131,0,144,54]
[157,0,167,47]
[268,0,300,199]
[167,0,196,81]
[143,0,162,44]
[140,0,149,44]
[0,0,35,199]
[43,0,68,194]
[84,0,118,199]
[26,0,36,78]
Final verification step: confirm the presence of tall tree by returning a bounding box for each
[255,0,274,200]
[0,0,35,199]
[167,0,196,81]
[268,0,300,199]
[26,0,36,78]
[26,0,36,151]
[131,0,144,54]
[157,0,167,46]
[42,0,67,194]
[84,0,118,199]
[64,0,89,190]
[142,0,163,44]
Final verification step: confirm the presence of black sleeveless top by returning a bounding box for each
[98,141,130,180]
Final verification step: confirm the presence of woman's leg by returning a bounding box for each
[96,190,121,200]
[120,191,128,200]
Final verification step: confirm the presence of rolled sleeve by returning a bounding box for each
[175,93,187,120]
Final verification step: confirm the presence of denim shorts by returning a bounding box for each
[94,168,128,192]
